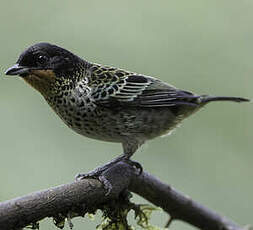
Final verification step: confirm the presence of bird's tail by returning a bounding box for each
[200,95,250,104]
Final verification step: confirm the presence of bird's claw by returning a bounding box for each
[75,172,98,181]
[98,175,113,196]
[75,157,143,195]
[75,166,114,195]
[122,158,143,175]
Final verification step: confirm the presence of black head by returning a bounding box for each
[5,42,83,78]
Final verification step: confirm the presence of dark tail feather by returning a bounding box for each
[200,96,250,104]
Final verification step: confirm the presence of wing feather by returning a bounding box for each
[88,64,200,107]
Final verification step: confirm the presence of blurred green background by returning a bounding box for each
[0,0,252,229]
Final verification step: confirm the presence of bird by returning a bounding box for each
[5,42,249,189]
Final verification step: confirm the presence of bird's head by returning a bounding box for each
[5,43,86,97]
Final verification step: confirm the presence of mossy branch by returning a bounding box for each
[0,161,250,230]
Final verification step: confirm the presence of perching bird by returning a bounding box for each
[5,42,249,184]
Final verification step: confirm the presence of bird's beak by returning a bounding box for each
[5,64,30,76]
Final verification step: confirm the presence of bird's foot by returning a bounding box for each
[75,155,142,195]
[75,154,125,180]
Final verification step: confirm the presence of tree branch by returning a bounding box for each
[0,162,249,230]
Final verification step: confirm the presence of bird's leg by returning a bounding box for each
[75,154,143,195]
[75,154,142,180]
[120,139,143,174]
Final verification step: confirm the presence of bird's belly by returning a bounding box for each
[53,110,123,143]
[72,107,185,141]
[51,103,195,143]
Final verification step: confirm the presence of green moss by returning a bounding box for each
[96,193,165,230]
[48,192,165,230]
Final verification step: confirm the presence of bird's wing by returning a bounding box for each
[88,64,200,107]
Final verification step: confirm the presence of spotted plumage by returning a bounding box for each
[5,43,249,158]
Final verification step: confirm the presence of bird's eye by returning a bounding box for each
[37,55,48,65]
